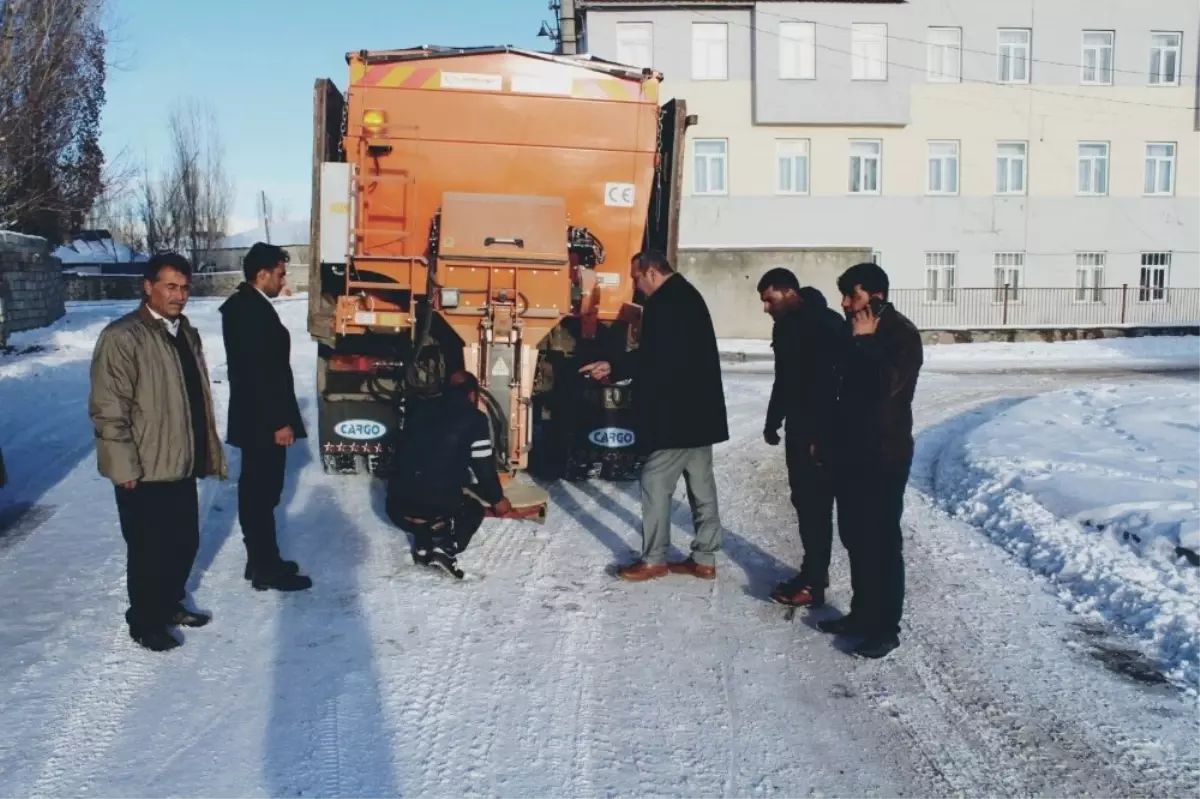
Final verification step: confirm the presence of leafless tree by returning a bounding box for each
[164,98,233,268]
[0,0,108,243]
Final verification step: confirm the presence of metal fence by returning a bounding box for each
[889,286,1200,330]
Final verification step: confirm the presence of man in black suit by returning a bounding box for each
[220,243,313,591]
[579,250,729,582]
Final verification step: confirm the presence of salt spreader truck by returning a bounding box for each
[308,45,692,521]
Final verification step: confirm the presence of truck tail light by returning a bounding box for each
[362,109,386,132]
[329,354,391,373]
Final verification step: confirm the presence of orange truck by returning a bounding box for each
[307,45,692,521]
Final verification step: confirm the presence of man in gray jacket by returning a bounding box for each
[88,253,228,652]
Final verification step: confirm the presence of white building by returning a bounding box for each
[566,0,1199,331]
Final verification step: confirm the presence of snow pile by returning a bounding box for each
[720,335,1200,373]
[935,382,1200,689]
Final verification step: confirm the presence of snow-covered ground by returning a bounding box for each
[933,382,1200,688]
[0,298,1197,797]
[721,334,1200,373]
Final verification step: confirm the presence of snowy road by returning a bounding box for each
[0,299,1197,798]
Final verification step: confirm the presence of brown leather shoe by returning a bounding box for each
[667,557,716,580]
[618,560,669,581]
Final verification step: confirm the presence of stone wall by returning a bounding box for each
[0,230,66,344]
[678,247,872,339]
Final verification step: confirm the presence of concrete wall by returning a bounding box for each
[679,246,870,338]
[63,271,245,302]
[0,231,65,343]
[578,0,1200,292]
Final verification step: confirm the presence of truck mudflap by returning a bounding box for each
[319,397,401,476]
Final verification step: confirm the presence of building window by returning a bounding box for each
[691,22,728,80]
[1149,32,1182,85]
[927,27,962,82]
[993,252,1024,303]
[927,140,960,195]
[851,23,887,80]
[1144,142,1176,195]
[692,139,728,195]
[924,252,957,304]
[998,28,1031,83]
[1077,142,1109,195]
[1081,31,1114,85]
[779,22,815,80]
[1139,252,1170,302]
[776,139,810,194]
[1075,252,1106,303]
[616,22,653,69]
[996,141,1028,195]
[849,139,881,194]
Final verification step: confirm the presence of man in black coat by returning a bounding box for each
[579,250,729,582]
[386,370,512,579]
[818,262,923,659]
[757,269,847,609]
[220,242,312,591]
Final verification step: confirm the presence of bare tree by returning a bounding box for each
[164,98,233,268]
[0,0,108,243]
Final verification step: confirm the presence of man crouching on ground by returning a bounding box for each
[385,370,512,579]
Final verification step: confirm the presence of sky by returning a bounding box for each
[99,0,554,236]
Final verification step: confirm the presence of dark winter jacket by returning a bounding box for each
[831,303,924,465]
[219,283,306,448]
[386,391,505,518]
[765,291,848,450]
[614,272,729,452]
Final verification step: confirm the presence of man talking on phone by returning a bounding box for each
[818,262,923,659]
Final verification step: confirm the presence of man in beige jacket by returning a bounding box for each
[89,253,227,652]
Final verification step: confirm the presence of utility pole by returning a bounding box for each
[559,0,578,55]
[260,190,272,243]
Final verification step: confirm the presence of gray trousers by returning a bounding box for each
[639,446,723,566]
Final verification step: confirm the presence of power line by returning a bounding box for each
[685,9,1197,112]
[750,5,1196,81]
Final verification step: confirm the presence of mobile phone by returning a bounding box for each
[868,297,887,316]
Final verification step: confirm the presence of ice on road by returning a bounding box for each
[0,299,1196,798]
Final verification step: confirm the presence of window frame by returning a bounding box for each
[1080,30,1115,86]
[1074,252,1106,304]
[1148,31,1182,86]
[992,252,1025,304]
[997,28,1032,84]
[1144,141,1176,196]
[775,138,811,195]
[926,140,960,196]
[1138,252,1171,303]
[779,21,816,80]
[691,137,729,196]
[615,21,654,70]
[926,26,962,83]
[924,252,957,305]
[848,138,882,195]
[995,140,1029,196]
[691,22,729,81]
[1077,141,1110,196]
[851,23,888,81]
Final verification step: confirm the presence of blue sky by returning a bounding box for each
[100,0,553,234]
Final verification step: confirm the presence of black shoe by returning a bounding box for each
[412,548,430,566]
[817,614,865,636]
[169,607,211,628]
[244,559,300,581]
[425,548,464,580]
[854,635,900,659]
[130,627,181,652]
[252,568,313,592]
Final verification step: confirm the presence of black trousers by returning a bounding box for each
[833,459,912,638]
[388,499,486,557]
[114,479,199,632]
[238,443,287,568]
[784,432,835,584]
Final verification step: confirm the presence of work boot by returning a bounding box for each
[425,547,464,580]
[817,614,866,636]
[130,627,181,653]
[617,560,669,582]
[854,635,900,660]
[244,559,300,581]
[252,566,313,592]
[169,607,211,628]
[770,574,824,608]
[667,557,716,580]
